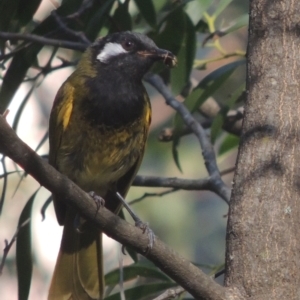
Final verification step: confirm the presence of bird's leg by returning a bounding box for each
[89,191,105,216]
[116,192,155,253]
[73,191,105,233]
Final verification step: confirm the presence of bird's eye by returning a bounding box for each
[122,40,134,51]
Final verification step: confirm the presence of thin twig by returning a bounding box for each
[0,32,87,51]
[67,0,95,19]
[214,268,225,279]
[133,176,212,190]
[51,11,91,45]
[220,167,235,177]
[129,188,177,205]
[152,286,185,300]
[0,218,30,275]
[144,73,231,204]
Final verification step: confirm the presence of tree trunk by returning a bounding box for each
[225,1,300,299]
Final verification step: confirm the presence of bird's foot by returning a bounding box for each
[135,219,155,254]
[116,192,155,254]
[89,191,105,215]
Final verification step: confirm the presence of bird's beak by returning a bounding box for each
[137,48,177,68]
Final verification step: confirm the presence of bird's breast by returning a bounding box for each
[56,109,149,197]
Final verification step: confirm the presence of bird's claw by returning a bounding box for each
[135,220,155,254]
[89,191,105,214]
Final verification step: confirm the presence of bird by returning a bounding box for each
[48,31,176,300]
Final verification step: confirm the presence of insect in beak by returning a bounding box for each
[137,49,177,68]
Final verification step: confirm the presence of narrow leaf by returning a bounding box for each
[170,12,196,95]
[85,0,115,41]
[214,0,233,18]
[110,1,132,32]
[225,14,249,34]
[210,84,245,143]
[191,60,245,112]
[16,0,43,26]
[0,0,86,113]
[105,263,171,286]
[0,156,8,214]
[171,60,245,170]
[134,0,157,28]
[172,137,183,172]
[17,190,39,300]
[154,7,185,56]
[12,83,36,131]
[105,282,177,300]
[185,0,211,25]
[219,133,240,156]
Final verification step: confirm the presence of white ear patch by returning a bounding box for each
[97,42,128,63]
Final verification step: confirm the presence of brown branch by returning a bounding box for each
[133,176,212,190]
[158,99,243,142]
[51,11,91,45]
[0,115,230,299]
[152,286,185,300]
[129,188,177,205]
[144,73,231,204]
[0,32,88,51]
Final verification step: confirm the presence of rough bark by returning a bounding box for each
[225,0,300,299]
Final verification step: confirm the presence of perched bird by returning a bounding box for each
[48,31,176,300]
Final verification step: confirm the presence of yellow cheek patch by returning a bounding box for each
[57,85,75,130]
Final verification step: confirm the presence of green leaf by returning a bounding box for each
[35,131,49,153]
[155,6,187,55]
[171,60,245,170]
[0,157,8,214]
[134,0,157,28]
[210,112,226,144]
[110,0,132,32]
[0,0,20,32]
[195,19,209,33]
[84,0,115,41]
[16,0,43,26]
[170,12,196,95]
[0,0,20,50]
[185,0,211,25]
[191,60,245,112]
[105,263,171,286]
[214,0,233,18]
[225,14,249,34]
[105,282,177,300]
[41,195,53,221]
[171,135,183,172]
[0,0,86,114]
[12,84,36,131]
[218,133,240,156]
[210,84,245,143]
[17,190,39,300]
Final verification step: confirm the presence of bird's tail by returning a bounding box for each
[48,208,104,300]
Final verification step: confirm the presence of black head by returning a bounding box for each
[89,31,177,79]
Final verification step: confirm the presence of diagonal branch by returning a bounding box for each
[144,73,231,204]
[0,32,87,51]
[0,116,230,300]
